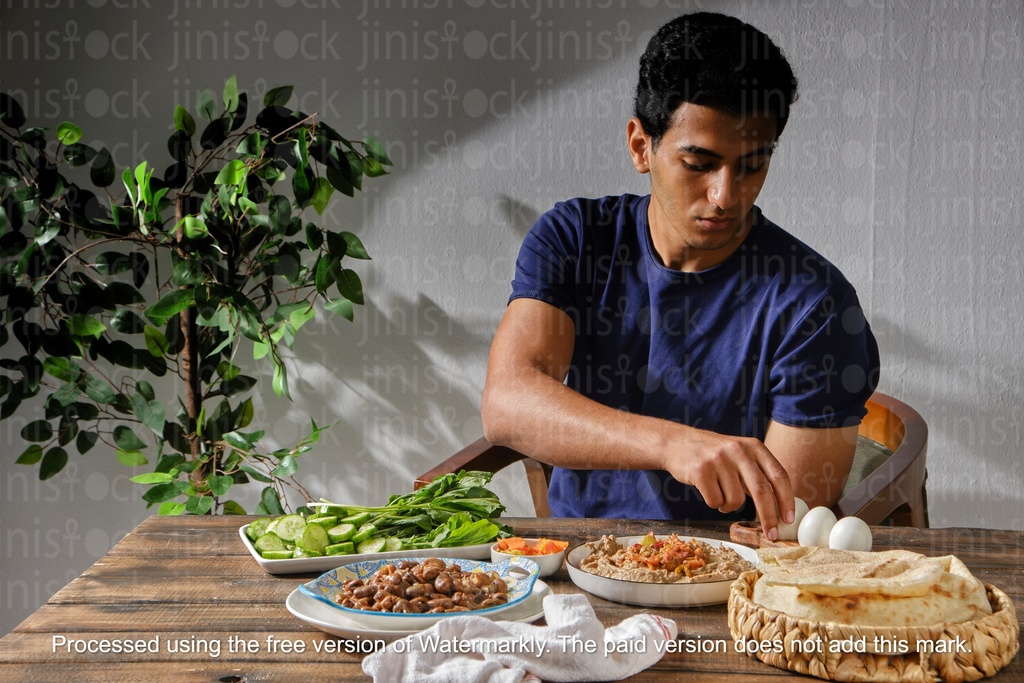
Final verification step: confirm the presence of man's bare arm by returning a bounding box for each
[481,298,796,540]
[764,421,858,509]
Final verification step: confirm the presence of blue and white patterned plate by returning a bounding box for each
[298,556,541,630]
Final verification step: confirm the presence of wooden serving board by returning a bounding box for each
[729,521,801,549]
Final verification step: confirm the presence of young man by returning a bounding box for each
[481,13,879,541]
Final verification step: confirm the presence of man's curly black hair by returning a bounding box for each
[633,12,799,147]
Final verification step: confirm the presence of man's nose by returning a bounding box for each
[708,169,739,210]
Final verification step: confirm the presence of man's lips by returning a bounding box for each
[696,216,737,229]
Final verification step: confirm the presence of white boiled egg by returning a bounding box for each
[776,497,810,541]
[797,506,837,547]
[829,516,873,552]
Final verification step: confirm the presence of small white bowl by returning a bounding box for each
[491,538,566,578]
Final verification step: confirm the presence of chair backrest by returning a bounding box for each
[415,391,928,526]
[834,392,929,526]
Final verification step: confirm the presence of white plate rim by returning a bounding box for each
[566,534,757,607]
[286,579,550,642]
[239,524,491,575]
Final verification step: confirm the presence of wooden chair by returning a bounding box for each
[414,391,929,526]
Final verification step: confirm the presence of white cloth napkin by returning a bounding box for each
[361,594,678,683]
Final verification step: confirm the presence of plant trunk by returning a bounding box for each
[175,195,203,481]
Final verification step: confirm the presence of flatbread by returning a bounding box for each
[752,546,992,627]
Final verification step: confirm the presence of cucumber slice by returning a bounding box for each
[292,547,323,558]
[246,517,272,541]
[350,523,377,544]
[325,541,355,556]
[255,533,286,554]
[355,537,386,554]
[384,536,402,552]
[273,514,307,543]
[297,523,330,554]
[321,505,348,516]
[341,512,372,526]
[261,550,294,560]
[306,515,338,528]
[327,523,356,543]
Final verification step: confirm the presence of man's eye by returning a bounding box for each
[682,161,711,172]
[739,161,767,175]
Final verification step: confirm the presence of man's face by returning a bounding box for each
[628,102,778,272]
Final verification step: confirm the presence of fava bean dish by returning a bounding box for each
[333,558,510,613]
[580,533,753,584]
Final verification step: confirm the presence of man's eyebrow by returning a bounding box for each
[678,145,774,158]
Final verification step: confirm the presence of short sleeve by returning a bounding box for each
[509,202,581,313]
[768,285,880,428]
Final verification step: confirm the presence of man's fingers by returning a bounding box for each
[757,447,795,525]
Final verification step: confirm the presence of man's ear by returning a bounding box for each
[626,117,652,174]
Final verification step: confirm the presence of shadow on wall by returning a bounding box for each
[871,315,1024,528]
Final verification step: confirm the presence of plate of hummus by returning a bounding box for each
[566,533,757,607]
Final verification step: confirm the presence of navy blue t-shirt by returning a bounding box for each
[510,194,880,521]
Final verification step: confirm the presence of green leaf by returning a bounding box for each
[56,121,82,146]
[158,501,187,516]
[196,89,216,122]
[174,105,196,135]
[182,215,207,239]
[263,85,293,108]
[90,146,115,187]
[129,391,165,437]
[272,454,299,478]
[238,463,272,483]
[186,495,214,515]
[292,164,311,205]
[43,357,81,382]
[214,159,246,186]
[341,231,371,259]
[237,131,261,157]
[311,177,334,215]
[113,425,147,451]
[145,289,195,326]
[268,195,290,233]
[76,430,98,454]
[209,475,233,496]
[362,136,392,165]
[222,75,239,112]
[314,255,333,293]
[39,447,68,480]
[271,359,290,399]
[65,314,106,338]
[83,376,116,404]
[111,309,146,334]
[332,267,365,305]
[63,142,95,166]
[362,156,387,178]
[325,297,355,322]
[0,92,27,128]
[221,500,246,515]
[144,325,169,357]
[130,472,174,485]
[16,444,43,465]
[21,420,53,442]
[117,449,148,467]
[256,486,285,515]
[217,361,241,381]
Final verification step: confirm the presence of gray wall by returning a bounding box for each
[2,0,1022,636]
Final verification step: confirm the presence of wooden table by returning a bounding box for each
[0,516,1021,682]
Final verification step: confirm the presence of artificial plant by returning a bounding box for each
[0,77,391,514]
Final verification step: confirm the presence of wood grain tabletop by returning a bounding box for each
[0,515,1020,682]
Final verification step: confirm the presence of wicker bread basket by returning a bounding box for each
[728,570,1019,683]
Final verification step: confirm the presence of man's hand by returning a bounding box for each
[660,427,795,541]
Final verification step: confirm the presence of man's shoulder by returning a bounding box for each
[547,193,648,226]
[749,214,854,292]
